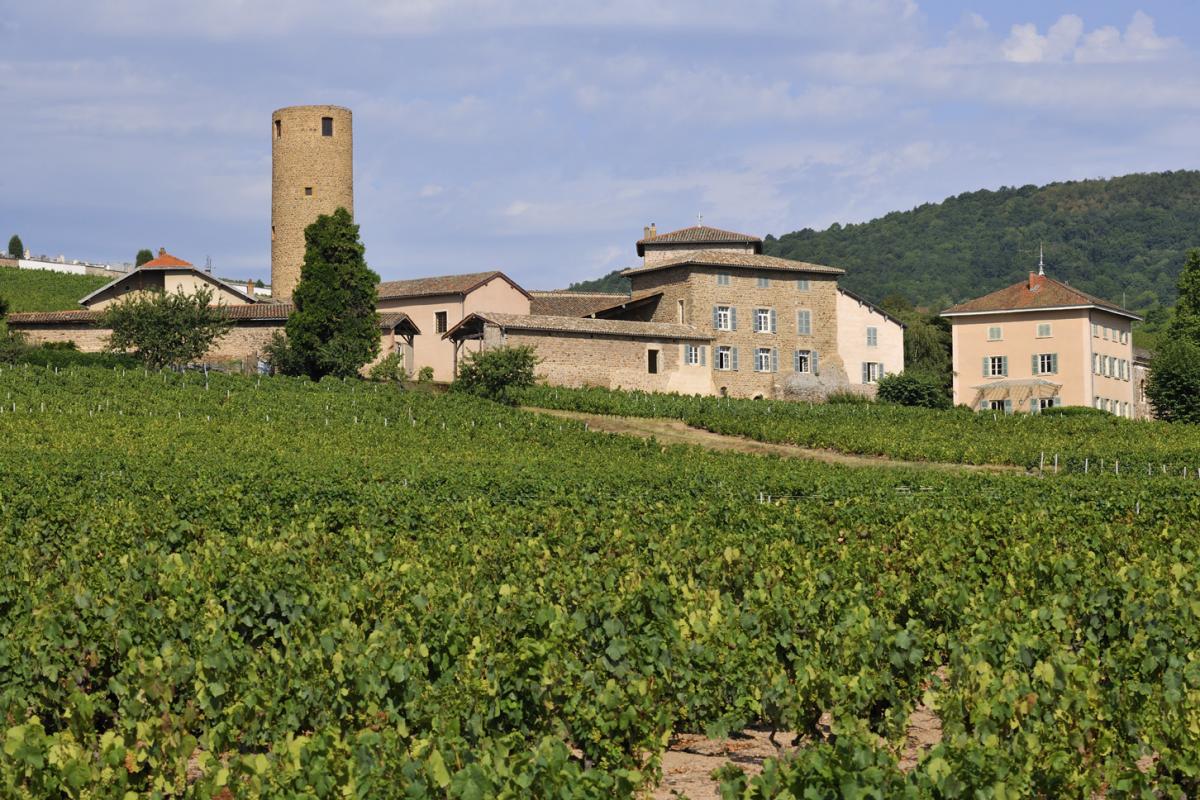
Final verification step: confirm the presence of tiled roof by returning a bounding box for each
[78,265,257,306]
[637,225,762,256]
[942,274,1141,320]
[140,249,193,269]
[377,271,529,300]
[622,249,844,277]
[529,290,631,317]
[8,304,417,332]
[444,311,712,341]
[589,291,664,319]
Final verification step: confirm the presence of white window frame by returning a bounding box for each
[755,307,771,333]
[1037,397,1055,411]
[755,347,772,372]
[863,362,884,384]
[686,345,700,366]
[987,326,1002,341]
[715,346,732,371]
[988,356,1005,377]
[1037,323,1052,338]
[716,305,732,331]
[1038,353,1054,374]
[795,350,811,374]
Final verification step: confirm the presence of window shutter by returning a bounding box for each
[982,357,988,377]
[793,350,800,371]
[862,362,869,384]
[1001,356,1009,377]
[770,308,777,333]
[1031,398,1039,414]
[771,348,778,373]
[700,346,706,367]
[1003,399,1012,415]
[731,347,739,371]
[1051,353,1058,374]
[1031,354,1039,376]
[731,307,737,330]
[712,306,719,329]
[812,350,819,375]
[1053,396,1061,407]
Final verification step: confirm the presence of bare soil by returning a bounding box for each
[527,408,1024,474]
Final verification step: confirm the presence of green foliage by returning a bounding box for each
[519,384,1200,469]
[0,266,109,312]
[7,235,23,259]
[1146,338,1200,423]
[567,269,631,295]
[452,345,537,404]
[100,286,232,369]
[763,171,1200,316]
[366,351,407,383]
[417,365,434,383]
[825,389,871,404]
[876,371,952,409]
[1,367,1200,796]
[1166,248,1200,346]
[283,208,380,380]
[134,248,154,267]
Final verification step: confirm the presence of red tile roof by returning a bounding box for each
[637,225,762,256]
[942,274,1141,320]
[622,249,844,278]
[139,248,193,269]
[528,290,631,316]
[377,271,529,300]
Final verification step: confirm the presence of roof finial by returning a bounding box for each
[1038,242,1045,276]
[697,212,703,226]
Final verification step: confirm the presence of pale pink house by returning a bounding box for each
[942,270,1142,416]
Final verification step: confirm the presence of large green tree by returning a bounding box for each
[1166,249,1200,345]
[1147,249,1200,422]
[279,207,380,380]
[135,249,154,267]
[7,235,23,259]
[101,286,231,369]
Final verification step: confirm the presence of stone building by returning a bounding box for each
[271,105,353,301]
[78,249,256,310]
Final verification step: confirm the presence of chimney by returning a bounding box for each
[1029,272,1045,291]
[246,280,255,298]
[649,223,657,237]
[158,247,166,257]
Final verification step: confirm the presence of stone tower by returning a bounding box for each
[270,105,353,301]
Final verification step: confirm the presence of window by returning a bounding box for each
[274,119,282,138]
[754,347,776,373]
[796,278,810,291]
[716,273,730,286]
[1092,323,1099,338]
[1102,326,1109,340]
[271,225,275,241]
[797,309,811,336]
[1034,353,1057,375]
[862,362,884,384]
[866,327,878,347]
[1120,330,1129,345]
[1037,397,1056,411]
[757,277,770,289]
[715,346,736,371]
[434,311,448,334]
[988,400,1007,412]
[985,356,1007,377]
[1094,396,1101,410]
[305,187,313,196]
[1123,402,1130,418]
[794,350,811,374]
[1092,353,1099,374]
[1037,323,1052,338]
[988,326,1002,341]
[714,305,734,331]
[322,116,333,136]
[754,307,776,333]
[686,345,705,366]
[647,349,659,374]
[677,299,685,323]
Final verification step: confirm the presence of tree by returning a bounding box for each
[7,235,23,259]
[1146,338,1200,423]
[452,345,538,404]
[876,371,952,409]
[280,207,380,380]
[101,286,231,369]
[135,249,154,267]
[903,315,952,387]
[1166,249,1200,345]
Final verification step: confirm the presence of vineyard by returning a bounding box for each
[1,365,1199,798]
[519,385,1200,474]
[0,266,110,312]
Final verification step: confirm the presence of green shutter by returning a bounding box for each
[712,306,719,329]
[730,307,737,331]
[1031,354,1039,376]
[771,348,778,372]
[793,350,800,371]
[1003,399,1012,415]
[1001,356,1009,377]
[862,362,869,384]
[1053,396,1061,407]
[731,347,739,371]
[770,308,777,333]
[1051,353,1058,374]
[700,346,706,367]
[982,357,989,377]
[1031,398,1040,414]
[812,350,819,375]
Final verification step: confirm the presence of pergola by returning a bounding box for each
[971,378,1062,412]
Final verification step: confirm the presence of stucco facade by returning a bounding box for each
[835,289,905,396]
[271,105,354,301]
[82,269,252,310]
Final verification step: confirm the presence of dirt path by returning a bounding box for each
[526,408,1025,474]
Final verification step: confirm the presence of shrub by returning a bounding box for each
[1146,338,1200,423]
[367,352,407,383]
[876,371,952,409]
[100,286,231,370]
[452,346,537,404]
[417,366,434,384]
[826,389,871,404]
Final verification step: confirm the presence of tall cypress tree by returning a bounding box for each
[135,248,154,267]
[283,207,380,380]
[7,235,23,259]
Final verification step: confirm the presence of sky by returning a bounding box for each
[1,1,1198,288]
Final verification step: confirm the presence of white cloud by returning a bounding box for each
[418,184,445,198]
[1002,11,1177,64]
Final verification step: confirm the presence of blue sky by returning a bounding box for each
[1,1,1197,288]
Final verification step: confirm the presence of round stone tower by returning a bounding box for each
[270,105,353,301]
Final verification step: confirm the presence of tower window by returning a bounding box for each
[275,119,281,138]
[304,187,313,196]
[322,117,333,136]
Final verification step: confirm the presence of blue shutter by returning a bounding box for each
[1003,399,1012,415]
[1031,398,1040,414]
[1053,396,1061,407]
[770,308,777,333]
[730,307,737,331]
[700,346,706,367]
[1031,354,1039,376]
[771,348,778,372]
[1001,356,1009,377]
[812,350,819,375]
[731,347,739,371]
[712,306,719,329]
[862,362,868,384]
[982,357,989,377]
[1051,353,1058,374]
[793,350,800,371]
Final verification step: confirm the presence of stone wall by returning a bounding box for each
[630,265,846,399]
[271,105,353,301]
[642,243,756,265]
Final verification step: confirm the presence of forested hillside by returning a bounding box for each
[569,171,1200,323]
[766,170,1200,315]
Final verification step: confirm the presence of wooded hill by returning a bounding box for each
[570,171,1200,319]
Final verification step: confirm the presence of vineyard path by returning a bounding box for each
[525,407,1026,474]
